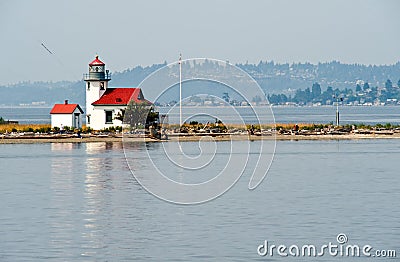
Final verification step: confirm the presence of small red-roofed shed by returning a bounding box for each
[50,100,84,129]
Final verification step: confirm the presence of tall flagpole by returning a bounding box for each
[179,54,182,127]
[336,96,339,126]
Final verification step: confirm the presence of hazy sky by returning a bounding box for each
[1,0,399,85]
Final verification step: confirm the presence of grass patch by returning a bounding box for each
[0,124,52,134]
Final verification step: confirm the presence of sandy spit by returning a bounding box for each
[1,133,400,144]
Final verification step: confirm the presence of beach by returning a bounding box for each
[1,132,400,144]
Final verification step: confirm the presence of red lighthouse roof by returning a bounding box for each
[89,55,105,66]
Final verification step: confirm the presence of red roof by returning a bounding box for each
[92,88,151,105]
[89,55,105,66]
[50,103,83,114]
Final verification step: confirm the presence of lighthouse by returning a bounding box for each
[82,55,151,130]
[83,55,111,127]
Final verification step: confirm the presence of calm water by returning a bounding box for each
[0,140,399,261]
[1,106,400,124]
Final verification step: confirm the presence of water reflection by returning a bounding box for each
[49,143,84,258]
[51,142,83,152]
[82,142,134,258]
[48,142,131,258]
[82,142,112,256]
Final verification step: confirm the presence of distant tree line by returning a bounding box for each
[268,79,400,105]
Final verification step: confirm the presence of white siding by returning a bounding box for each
[90,105,126,130]
[51,108,82,129]
[86,80,108,129]
[51,114,73,129]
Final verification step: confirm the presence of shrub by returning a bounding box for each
[22,127,34,132]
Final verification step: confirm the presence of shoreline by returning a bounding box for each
[1,133,400,144]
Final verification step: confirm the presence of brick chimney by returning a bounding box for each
[64,100,68,105]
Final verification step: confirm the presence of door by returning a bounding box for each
[74,113,80,128]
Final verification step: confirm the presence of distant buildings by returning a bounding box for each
[268,81,400,106]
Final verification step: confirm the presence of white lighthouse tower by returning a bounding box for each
[83,55,111,128]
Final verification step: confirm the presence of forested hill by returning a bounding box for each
[1,60,399,106]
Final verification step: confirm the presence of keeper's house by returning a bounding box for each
[50,100,84,129]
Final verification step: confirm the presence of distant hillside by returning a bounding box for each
[236,60,400,93]
[110,62,167,87]
[0,81,84,106]
[1,60,399,106]
[0,63,166,106]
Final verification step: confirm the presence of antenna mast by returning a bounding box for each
[179,54,182,127]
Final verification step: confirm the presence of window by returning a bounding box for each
[100,82,105,90]
[87,82,90,90]
[87,115,90,124]
[105,111,113,124]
